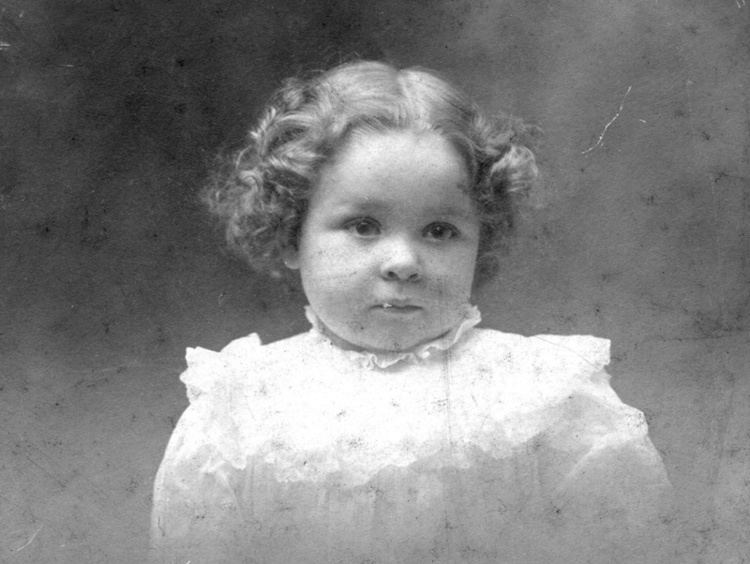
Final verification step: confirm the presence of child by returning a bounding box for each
[150,60,672,563]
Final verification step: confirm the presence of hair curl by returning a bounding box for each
[204,60,539,285]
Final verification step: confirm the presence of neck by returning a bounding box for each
[316,320,452,355]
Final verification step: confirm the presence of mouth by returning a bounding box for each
[376,301,423,313]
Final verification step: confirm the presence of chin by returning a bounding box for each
[363,332,434,353]
[378,341,416,353]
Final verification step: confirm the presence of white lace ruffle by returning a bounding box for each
[171,311,638,488]
[303,304,482,369]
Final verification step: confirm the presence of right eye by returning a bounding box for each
[344,217,381,238]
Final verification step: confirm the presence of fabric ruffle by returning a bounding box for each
[153,310,672,564]
[182,332,262,403]
[169,309,649,488]
[303,303,482,369]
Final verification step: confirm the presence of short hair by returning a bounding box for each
[204,60,538,286]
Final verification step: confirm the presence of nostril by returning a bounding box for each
[385,269,420,282]
[380,243,422,281]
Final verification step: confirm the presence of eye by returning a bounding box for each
[423,222,459,241]
[345,217,381,238]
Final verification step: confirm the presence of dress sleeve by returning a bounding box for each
[149,341,260,564]
[541,369,674,562]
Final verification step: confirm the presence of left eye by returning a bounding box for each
[423,223,459,241]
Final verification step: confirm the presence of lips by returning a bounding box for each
[375,299,422,312]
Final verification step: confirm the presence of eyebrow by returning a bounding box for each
[331,199,476,220]
[422,203,476,218]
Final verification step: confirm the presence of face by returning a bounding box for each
[284,129,480,353]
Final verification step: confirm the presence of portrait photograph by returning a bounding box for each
[1,0,748,562]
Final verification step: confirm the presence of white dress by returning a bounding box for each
[150,307,672,563]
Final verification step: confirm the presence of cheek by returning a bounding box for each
[428,268,474,304]
[436,247,478,289]
[299,242,363,286]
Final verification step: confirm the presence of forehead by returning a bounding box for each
[313,129,474,214]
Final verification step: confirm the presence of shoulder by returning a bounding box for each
[179,331,312,401]
[465,327,610,372]
[455,327,613,401]
[458,327,648,440]
[161,331,315,469]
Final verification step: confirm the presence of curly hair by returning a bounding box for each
[204,60,538,285]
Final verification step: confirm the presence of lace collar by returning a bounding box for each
[304,304,482,369]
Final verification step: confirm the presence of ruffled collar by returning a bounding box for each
[304,304,482,369]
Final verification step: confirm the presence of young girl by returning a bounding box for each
[151,60,671,563]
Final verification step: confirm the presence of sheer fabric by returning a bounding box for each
[151,309,671,563]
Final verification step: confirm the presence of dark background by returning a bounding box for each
[1,0,748,561]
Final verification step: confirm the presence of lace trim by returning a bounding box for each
[304,304,482,369]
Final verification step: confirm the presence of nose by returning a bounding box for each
[379,237,422,282]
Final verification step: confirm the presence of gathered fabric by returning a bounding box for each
[151,307,672,563]
[303,303,483,369]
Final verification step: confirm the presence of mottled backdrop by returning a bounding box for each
[1,0,748,561]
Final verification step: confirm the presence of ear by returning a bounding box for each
[281,246,300,270]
